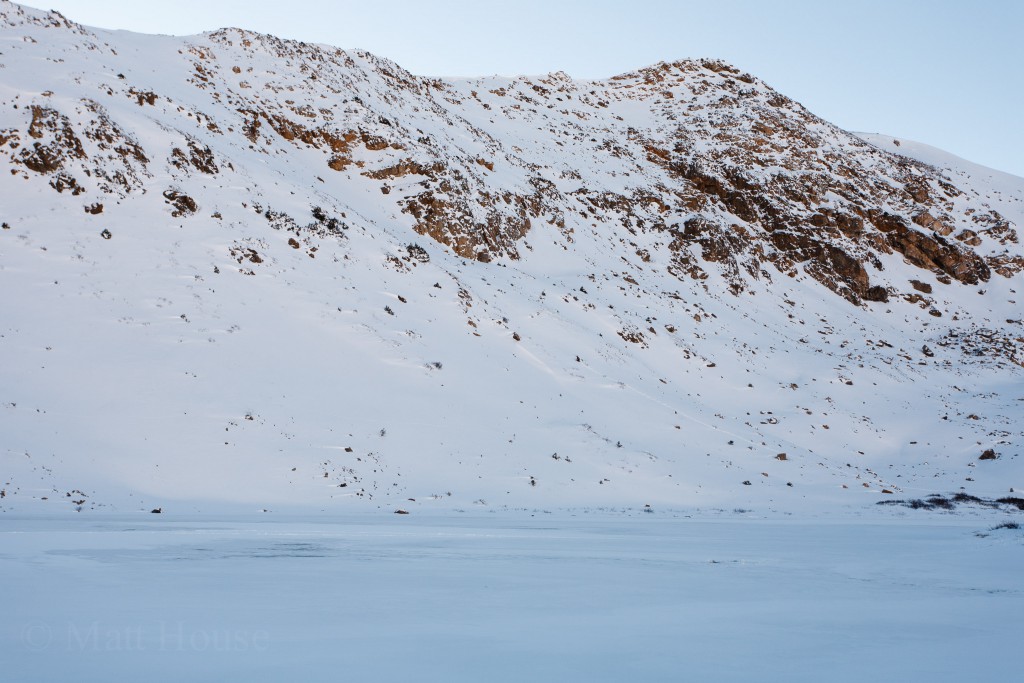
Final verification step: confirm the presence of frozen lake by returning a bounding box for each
[2,509,1021,681]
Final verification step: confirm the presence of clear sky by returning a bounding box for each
[16,0,1024,177]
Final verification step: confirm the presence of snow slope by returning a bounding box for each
[1,1,1022,514]
[857,132,1024,228]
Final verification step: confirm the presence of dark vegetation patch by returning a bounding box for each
[878,492,1022,512]
[310,205,345,233]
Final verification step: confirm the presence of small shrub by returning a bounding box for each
[925,495,954,510]
[952,493,983,504]
[406,243,430,262]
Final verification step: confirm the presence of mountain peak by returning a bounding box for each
[1,0,86,34]
[1,2,1021,512]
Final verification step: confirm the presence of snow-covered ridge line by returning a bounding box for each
[0,1,1021,513]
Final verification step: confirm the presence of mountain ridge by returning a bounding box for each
[1,0,1021,513]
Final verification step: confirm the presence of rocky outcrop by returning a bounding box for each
[883,218,990,285]
[0,3,1018,306]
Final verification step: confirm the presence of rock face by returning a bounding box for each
[0,3,1018,305]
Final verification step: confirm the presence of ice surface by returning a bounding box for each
[2,510,1022,681]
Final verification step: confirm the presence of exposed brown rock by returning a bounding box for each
[170,139,218,175]
[910,279,933,293]
[912,210,953,236]
[362,159,443,181]
[885,221,990,285]
[618,326,648,347]
[987,254,1024,278]
[49,172,83,195]
[955,229,982,247]
[904,182,929,203]
[401,175,561,262]
[1,31,1015,314]
[163,189,197,217]
[128,88,158,106]
[16,106,86,174]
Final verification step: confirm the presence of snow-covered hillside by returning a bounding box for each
[1,1,1022,513]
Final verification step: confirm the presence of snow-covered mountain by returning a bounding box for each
[1,1,1021,513]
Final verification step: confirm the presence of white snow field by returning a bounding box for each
[2,4,1023,679]
[1,0,1022,515]
[2,509,1022,682]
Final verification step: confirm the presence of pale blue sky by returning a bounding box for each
[18,0,1024,177]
